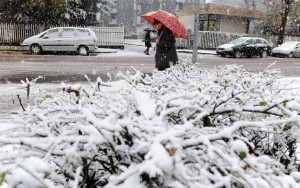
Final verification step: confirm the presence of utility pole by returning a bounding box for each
[159,0,163,10]
[192,0,200,64]
[133,0,137,35]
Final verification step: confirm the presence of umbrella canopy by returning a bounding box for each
[142,10,188,39]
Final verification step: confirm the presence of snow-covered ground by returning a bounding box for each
[0,41,297,120]
[96,39,216,57]
[1,54,300,187]
[0,80,128,120]
[0,41,169,119]
[1,75,300,121]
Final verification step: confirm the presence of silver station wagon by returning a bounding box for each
[21,27,98,55]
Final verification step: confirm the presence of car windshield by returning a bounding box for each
[229,38,248,45]
[38,31,48,38]
[279,42,298,48]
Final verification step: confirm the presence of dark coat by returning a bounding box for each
[145,32,152,47]
[155,26,178,70]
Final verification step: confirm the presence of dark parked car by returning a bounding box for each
[216,37,272,58]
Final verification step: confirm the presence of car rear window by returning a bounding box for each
[61,28,75,37]
[77,29,91,37]
[90,30,96,37]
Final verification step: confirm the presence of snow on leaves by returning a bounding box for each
[1,63,300,187]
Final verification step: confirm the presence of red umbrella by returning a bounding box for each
[142,10,188,40]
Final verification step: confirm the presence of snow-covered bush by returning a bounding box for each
[1,63,300,188]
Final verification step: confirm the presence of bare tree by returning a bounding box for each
[258,0,300,45]
[277,0,294,45]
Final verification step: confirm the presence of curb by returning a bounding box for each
[0,46,118,54]
[0,46,23,51]
[0,45,217,55]
[177,50,217,55]
[125,43,217,55]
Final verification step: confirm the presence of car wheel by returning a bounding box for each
[30,44,42,55]
[78,46,89,56]
[221,54,226,57]
[234,50,241,58]
[260,51,268,58]
[287,52,294,58]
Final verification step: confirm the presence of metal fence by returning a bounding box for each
[0,23,44,44]
[90,26,124,48]
[1,24,299,49]
[0,23,124,48]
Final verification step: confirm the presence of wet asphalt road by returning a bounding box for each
[0,49,300,84]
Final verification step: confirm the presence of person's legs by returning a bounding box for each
[169,61,178,67]
[146,47,150,55]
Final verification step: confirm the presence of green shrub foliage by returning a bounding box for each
[0,63,300,187]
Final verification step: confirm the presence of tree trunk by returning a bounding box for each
[277,0,293,45]
[43,0,52,29]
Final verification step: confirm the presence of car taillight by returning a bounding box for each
[94,38,96,43]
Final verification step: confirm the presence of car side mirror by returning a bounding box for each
[43,35,49,39]
[296,46,300,49]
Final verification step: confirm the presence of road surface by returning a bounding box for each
[1,44,300,119]
[0,44,300,84]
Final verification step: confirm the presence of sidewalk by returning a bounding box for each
[125,39,217,55]
[0,45,119,54]
[0,39,217,55]
[176,49,216,55]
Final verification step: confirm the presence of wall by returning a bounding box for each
[178,15,195,32]
[178,13,249,34]
[220,16,247,33]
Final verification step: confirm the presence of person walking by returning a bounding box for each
[144,30,151,55]
[152,19,178,71]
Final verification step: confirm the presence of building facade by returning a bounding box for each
[117,0,181,35]
[176,3,263,34]
[115,0,266,35]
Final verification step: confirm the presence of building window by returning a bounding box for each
[199,14,220,31]
[177,3,183,10]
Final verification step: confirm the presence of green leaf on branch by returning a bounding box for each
[283,123,293,131]
[239,151,247,160]
[234,97,242,104]
[43,95,51,100]
[259,101,266,106]
[0,173,6,185]
[132,80,139,85]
